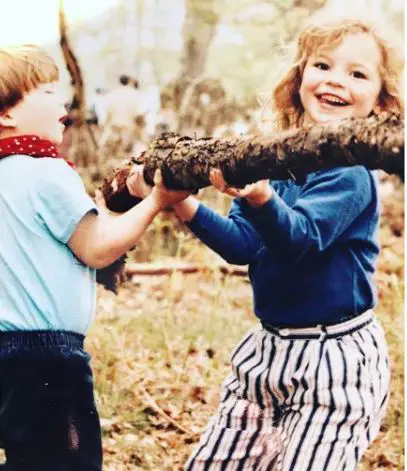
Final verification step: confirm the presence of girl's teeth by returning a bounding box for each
[319,95,347,106]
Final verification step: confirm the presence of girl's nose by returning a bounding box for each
[326,70,345,87]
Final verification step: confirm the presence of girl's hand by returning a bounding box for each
[150,170,190,210]
[209,169,272,207]
[126,164,153,198]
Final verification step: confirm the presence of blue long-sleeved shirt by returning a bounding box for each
[187,166,380,327]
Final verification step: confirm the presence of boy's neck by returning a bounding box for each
[0,129,22,140]
[0,130,57,146]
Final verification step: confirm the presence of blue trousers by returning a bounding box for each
[0,331,102,471]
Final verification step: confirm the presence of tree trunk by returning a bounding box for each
[59,0,97,167]
[160,0,220,134]
[59,0,85,125]
[180,0,219,81]
[101,113,404,213]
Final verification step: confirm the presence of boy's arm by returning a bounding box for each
[68,194,161,269]
[173,196,262,265]
[68,171,188,269]
[242,167,375,262]
[35,162,186,269]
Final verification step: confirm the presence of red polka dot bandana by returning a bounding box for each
[0,135,75,169]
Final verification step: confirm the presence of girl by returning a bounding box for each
[128,16,403,471]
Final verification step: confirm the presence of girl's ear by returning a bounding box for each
[0,112,17,129]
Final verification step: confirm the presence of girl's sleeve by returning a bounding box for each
[34,160,98,243]
[240,166,375,262]
[186,199,262,265]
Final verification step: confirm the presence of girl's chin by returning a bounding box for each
[310,110,352,125]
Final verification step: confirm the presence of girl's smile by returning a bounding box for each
[316,93,350,107]
[300,32,382,124]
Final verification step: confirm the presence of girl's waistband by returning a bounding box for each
[261,310,374,340]
[0,330,84,350]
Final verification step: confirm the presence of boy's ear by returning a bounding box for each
[0,112,17,129]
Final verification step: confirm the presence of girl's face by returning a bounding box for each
[299,33,382,125]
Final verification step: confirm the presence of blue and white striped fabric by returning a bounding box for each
[185,311,389,471]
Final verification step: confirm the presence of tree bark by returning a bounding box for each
[101,113,404,213]
[59,0,98,167]
[180,0,220,81]
[59,0,85,125]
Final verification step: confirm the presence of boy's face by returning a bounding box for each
[299,33,382,125]
[2,82,67,144]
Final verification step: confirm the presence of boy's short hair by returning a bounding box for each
[0,44,58,114]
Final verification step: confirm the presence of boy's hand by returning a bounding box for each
[150,170,189,210]
[210,169,272,207]
[94,189,120,218]
[127,164,152,198]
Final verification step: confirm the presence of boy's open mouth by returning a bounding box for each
[316,93,350,107]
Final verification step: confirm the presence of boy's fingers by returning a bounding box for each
[94,189,106,206]
[129,164,144,177]
[153,169,163,186]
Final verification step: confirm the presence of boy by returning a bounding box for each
[0,45,187,471]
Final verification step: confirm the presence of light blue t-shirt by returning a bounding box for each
[0,155,98,335]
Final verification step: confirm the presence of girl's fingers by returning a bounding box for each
[227,188,242,197]
[209,169,222,189]
[238,184,256,197]
[209,169,216,186]
[210,169,230,193]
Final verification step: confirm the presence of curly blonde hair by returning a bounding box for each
[271,18,403,131]
[0,45,58,114]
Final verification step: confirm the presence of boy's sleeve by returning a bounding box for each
[34,160,98,243]
[241,166,374,262]
[186,199,262,265]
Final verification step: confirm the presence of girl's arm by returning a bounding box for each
[126,164,263,265]
[173,196,262,265]
[241,166,376,262]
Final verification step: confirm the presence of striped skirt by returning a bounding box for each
[185,311,390,471]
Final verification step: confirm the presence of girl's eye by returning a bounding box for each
[351,71,367,79]
[313,62,329,70]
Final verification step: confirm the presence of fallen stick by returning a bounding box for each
[138,387,197,437]
[124,262,248,278]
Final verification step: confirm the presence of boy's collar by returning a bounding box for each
[0,135,75,169]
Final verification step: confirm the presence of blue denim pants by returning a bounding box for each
[0,331,102,471]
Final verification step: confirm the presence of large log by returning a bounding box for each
[97,112,403,292]
[101,113,404,213]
